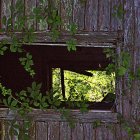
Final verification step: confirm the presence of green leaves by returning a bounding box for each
[66,39,77,51]
[59,108,75,128]
[0,83,12,96]
[117,66,127,76]
[134,134,140,140]
[92,120,101,129]
[3,96,18,109]
[19,53,35,77]
[116,52,131,77]
[0,46,8,55]
[113,4,125,20]
[68,23,78,35]
[0,40,8,55]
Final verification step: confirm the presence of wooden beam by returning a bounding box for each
[60,69,65,99]
[0,31,122,44]
[0,108,118,123]
[67,69,93,76]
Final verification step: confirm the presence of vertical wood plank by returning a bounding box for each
[36,0,48,31]
[0,120,5,140]
[85,0,98,31]
[107,124,116,140]
[115,124,122,140]
[1,0,11,29]
[101,126,109,140]
[60,122,71,140]
[71,123,84,140]
[3,121,10,140]
[25,0,37,30]
[83,123,94,140]
[122,0,134,120]
[35,121,48,140]
[95,127,103,140]
[48,121,59,140]
[132,0,140,121]
[116,39,123,114]
[73,0,85,31]
[124,0,135,46]
[98,0,111,31]
[134,0,140,120]
[60,0,73,31]
[111,0,123,31]
[28,121,36,140]
[0,120,2,140]
[12,0,25,31]
[110,0,118,31]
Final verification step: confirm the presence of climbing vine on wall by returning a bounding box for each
[0,0,80,139]
[0,0,140,139]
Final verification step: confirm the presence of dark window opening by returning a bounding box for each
[0,45,116,111]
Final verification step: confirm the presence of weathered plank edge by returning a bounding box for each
[0,31,122,44]
[0,108,118,123]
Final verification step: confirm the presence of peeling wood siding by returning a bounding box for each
[134,0,140,120]
[25,0,37,30]
[47,122,59,140]
[85,0,98,31]
[0,31,120,45]
[1,0,140,139]
[122,0,135,120]
[35,122,48,140]
[0,109,121,140]
[60,122,71,140]
[60,0,72,31]
[115,36,123,114]
[0,109,118,123]
[83,123,94,140]
[0,109,127,140]
[110,0,124,31]
[97,0,111,31]
[1,0,11,29]
[73,0,85,31]
[0,0,122,32]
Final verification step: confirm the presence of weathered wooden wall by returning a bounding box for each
[0,0,123,32]
[0,109,125,140]
[0,0,140,140]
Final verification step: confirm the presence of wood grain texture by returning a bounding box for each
[95,127,103,140]
[115,124,122,140]
[25,0,37,30]
[0,109,118,123]
[1,0,11,29]
[0,31,120,45]
[60,122,71,140]
[115,37,123,114]
[98,0,111,31]
[122,0,134,119]
[100,126,109,140]
[134,0,140,120]
[71,123,84,140]
[0,120,5,140]
[85,0,98,31]
[83,123,94,140]
[107,124,117,140]
[73,0,85,31]
[110,0,124,31]
[35,121,48,140]
[48,121,59,140]
[60,0,72,31]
